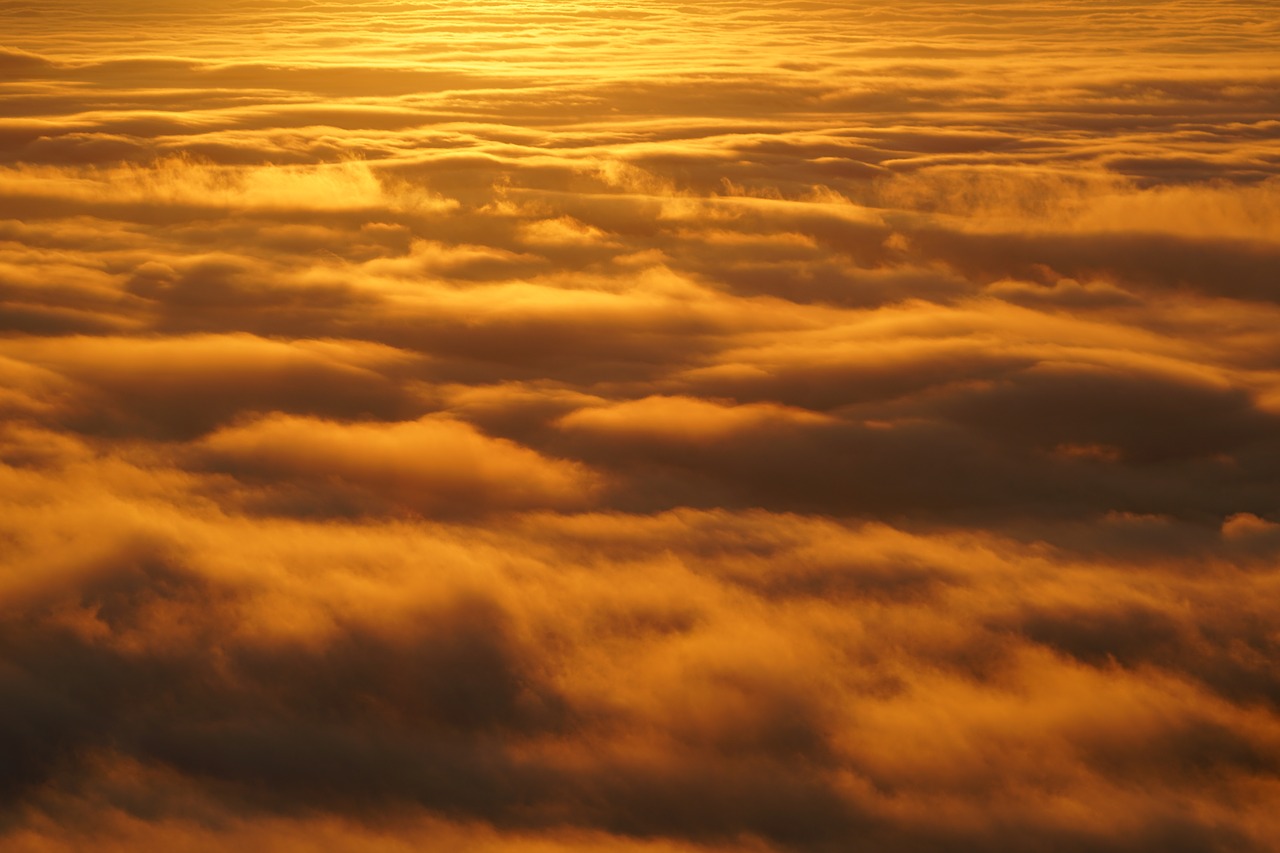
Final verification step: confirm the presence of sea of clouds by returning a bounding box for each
[2,2,1280,850]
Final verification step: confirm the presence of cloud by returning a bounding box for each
[194,413,601,515]
[0,334,424,438]
[558,395,832,445]
[3,0,1280,850]
[2,467,1278,848]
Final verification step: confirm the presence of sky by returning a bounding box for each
[2,1,1280,850]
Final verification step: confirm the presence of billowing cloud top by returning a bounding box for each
[2,1,1280,851]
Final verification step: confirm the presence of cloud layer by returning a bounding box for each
[3,1,1280,850]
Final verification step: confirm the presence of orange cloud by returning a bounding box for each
[2,0,1279,850]
[558,395,832,445]
[196,413,601,515]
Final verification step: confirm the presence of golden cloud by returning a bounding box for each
[2,0,1279,850]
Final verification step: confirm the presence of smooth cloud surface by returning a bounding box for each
[3,1,1280,851]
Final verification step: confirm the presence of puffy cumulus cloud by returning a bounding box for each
[2,466,1279,850]
[194,413,601,515]
[3,0,1280,850]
